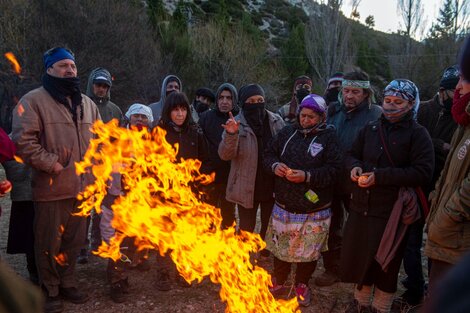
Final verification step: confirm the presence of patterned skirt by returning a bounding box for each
[265,203,331,263]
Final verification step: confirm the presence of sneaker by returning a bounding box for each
[294,283,311,307]
[44,295,63,313]
[344,299,371,313]
[59,287,90,304]
[314,270,340,287]
[154,269,172,291]
[268,278,288,298]
[110,281,127,303]
[77,249,88,265]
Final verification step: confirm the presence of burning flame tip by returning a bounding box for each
[4,52,22,75]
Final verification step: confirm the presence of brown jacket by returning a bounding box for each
[12,87,101,201]
[218,110,284,208]
[425,100,470,264]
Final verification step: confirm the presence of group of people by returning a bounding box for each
[0,38,470,313]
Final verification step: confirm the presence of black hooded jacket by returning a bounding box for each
[198,83,239,184]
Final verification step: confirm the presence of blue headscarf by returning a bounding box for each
[383,79,420,119]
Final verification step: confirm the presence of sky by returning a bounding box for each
[343,0,442,39]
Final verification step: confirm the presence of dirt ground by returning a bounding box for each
[0,168,420,313]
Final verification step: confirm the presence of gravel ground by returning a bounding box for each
[0,168,421,313]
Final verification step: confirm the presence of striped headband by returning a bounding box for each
[342,80,370,89]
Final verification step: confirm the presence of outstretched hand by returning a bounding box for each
[221,112,240,134]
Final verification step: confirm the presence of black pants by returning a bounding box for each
[321,195,347,274]
[274,256,317,285]
[402,220,425,295]
[427,258,453,299]
[238,199,274,240]
[207,183,236,229]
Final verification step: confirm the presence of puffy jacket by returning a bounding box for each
[263,124,341,213]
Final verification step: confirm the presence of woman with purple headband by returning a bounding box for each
[263,94,342,307]
[340,79,434,313]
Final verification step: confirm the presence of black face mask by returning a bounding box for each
[442,98,453,111]
[296,88,310,104]
[243,102,266,136]
[324,87,340,103]
[194,100,209,113]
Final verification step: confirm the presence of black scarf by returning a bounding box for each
[42,74,83,123]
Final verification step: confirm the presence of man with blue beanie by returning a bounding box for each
[12,47,101,313]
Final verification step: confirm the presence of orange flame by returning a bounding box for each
[17,103,25,117]
[54,252,68,266]
[76,120,299,313]
[59,224,65,235]
[4,52,21,74]
[13,155,24,164]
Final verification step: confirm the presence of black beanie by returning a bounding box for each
[460,36,470,81]
[195,87,215,102]
[238,84,265,107]
[440,65,460,90]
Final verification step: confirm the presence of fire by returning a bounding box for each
[4,52,21,74]
[54,252,68,266]
[76,120,299,313]
[59,224,65,235]
[13,155,24,164]
[17,103,25,117]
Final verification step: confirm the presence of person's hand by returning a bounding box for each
[52,162,64,174]
[351,167,363,182]
[358,172,375,188]
[274,163,290,177]
[443,142,451,151]
[0,180,12,197]
[285,169,305,183]
[221,112,240,134]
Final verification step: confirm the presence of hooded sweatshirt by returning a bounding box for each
[199,83,239,184]
[86,67,123,123]
[149,75,183,126]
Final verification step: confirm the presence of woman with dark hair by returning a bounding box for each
[340,79,434,313]
[154,91,209,291]
[159,92,208,161]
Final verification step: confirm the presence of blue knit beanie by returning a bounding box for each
[43,47,75,69]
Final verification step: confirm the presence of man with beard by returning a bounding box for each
[190,87,215,123]
[315,70,382,287]
[149,74,182,126]
[277,76,312,125]
[324,72,344,106]
[12,47,100,313]
[76,67,123,264]
[199,83,239,228]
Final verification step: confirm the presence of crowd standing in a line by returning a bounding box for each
[1,36,470,313]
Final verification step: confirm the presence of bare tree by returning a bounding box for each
[397,0,423,51]
[305,0,354,84]
[350,0,362,19]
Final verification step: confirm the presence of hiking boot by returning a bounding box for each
[44,295,63,313]
[154,269,172,291]
[110,281,127,303]
[77,248,88,265]
[344,299,371,313]
[59,287,90,304]
[268,277,289,298]
[295,283,312,307]
[314,270,340,286]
